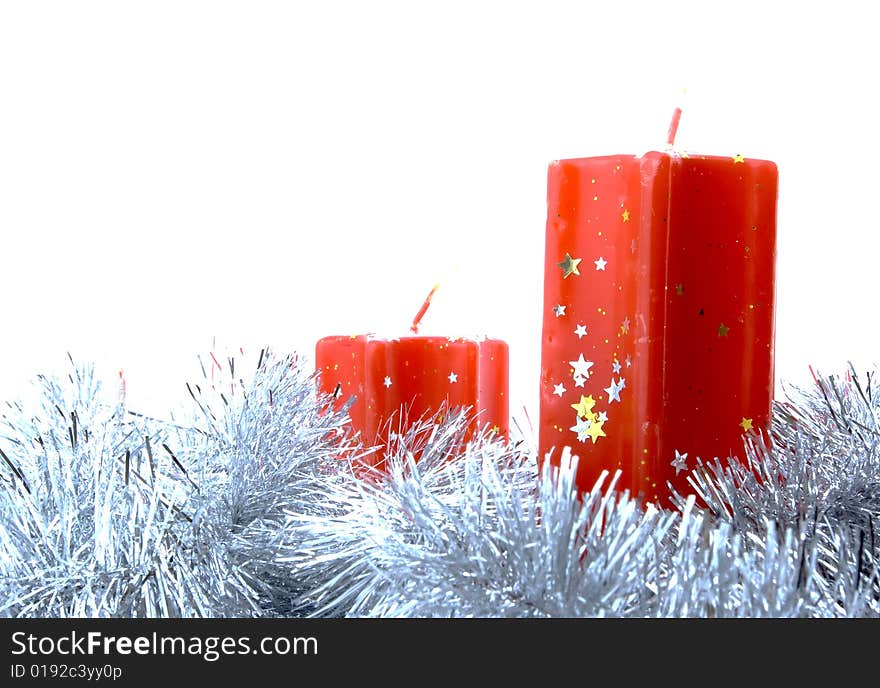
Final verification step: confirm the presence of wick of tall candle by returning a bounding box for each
[118,369,126,405]
[666,106,683,148]
[410,283,440,334]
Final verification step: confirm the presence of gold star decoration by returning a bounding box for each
[586,419,607,443]
[621,208,630,222]
[718,323,730,337]
[740,417,754,432]
[557,253,581,278]
[570,395,597,420]
[490,425,501,434]
[733,154,745,164]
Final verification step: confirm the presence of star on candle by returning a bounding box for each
[573,375,587,388]
[621,208,630,222]
[612,360,622,374]
[620,317,630,335]
[557,253,581,278]
[586,419,606,443]
[625,355,632,368]
[569,354,594,380]
[553,304,566,317]
[553,383,567,397]
[383,376,392,388]
[570,416,591,442]
[594,257,608,271]
[671,450,689,476]
[448,372,458,383]
[604,377,624,403]
[574,324,588,339]
[733,154,745,163]
[570,394,597,420]
[740,417,754,432]
[596,411,608,423]
[718,323,730,337]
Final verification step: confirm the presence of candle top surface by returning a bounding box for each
[318,333,504,344]
[551,151,777,169]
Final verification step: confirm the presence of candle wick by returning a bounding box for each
[118,368,126,405]
[666,106,683,148]
[410,283,440,334]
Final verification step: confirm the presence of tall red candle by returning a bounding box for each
[539,149,777,503]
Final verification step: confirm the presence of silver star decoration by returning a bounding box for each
[570,416,591,442]
[625,355,632,368]
[621,317,630,334]
[573,375,586,388]
[594,257,608,271]
[569,354,594,380]
[612,360,622,374]
[553,383,566,397]
[574,324,588,339]
[383,376,392,388]
[553,304,566,317]
[604,377,624,403]
[448,372,458,384]
[597,411,608,423]
[671,450,689,476]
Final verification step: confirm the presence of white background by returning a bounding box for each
[1,1,877,424]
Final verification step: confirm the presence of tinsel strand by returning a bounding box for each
[1,353,878,617]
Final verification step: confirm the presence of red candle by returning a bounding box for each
[316,290,509,467]
[539,140,777,503]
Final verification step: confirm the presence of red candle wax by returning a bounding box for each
[539,151,777,503]
[316,334,509,466]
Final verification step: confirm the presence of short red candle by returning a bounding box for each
[316,334,509,465]
[539,151,777,503]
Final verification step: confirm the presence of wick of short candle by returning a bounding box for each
[666,106,682,148]
[410,283,440,334]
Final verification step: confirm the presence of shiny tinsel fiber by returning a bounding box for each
[1,352,878,617]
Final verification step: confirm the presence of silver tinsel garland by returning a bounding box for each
[1,352,878,617]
